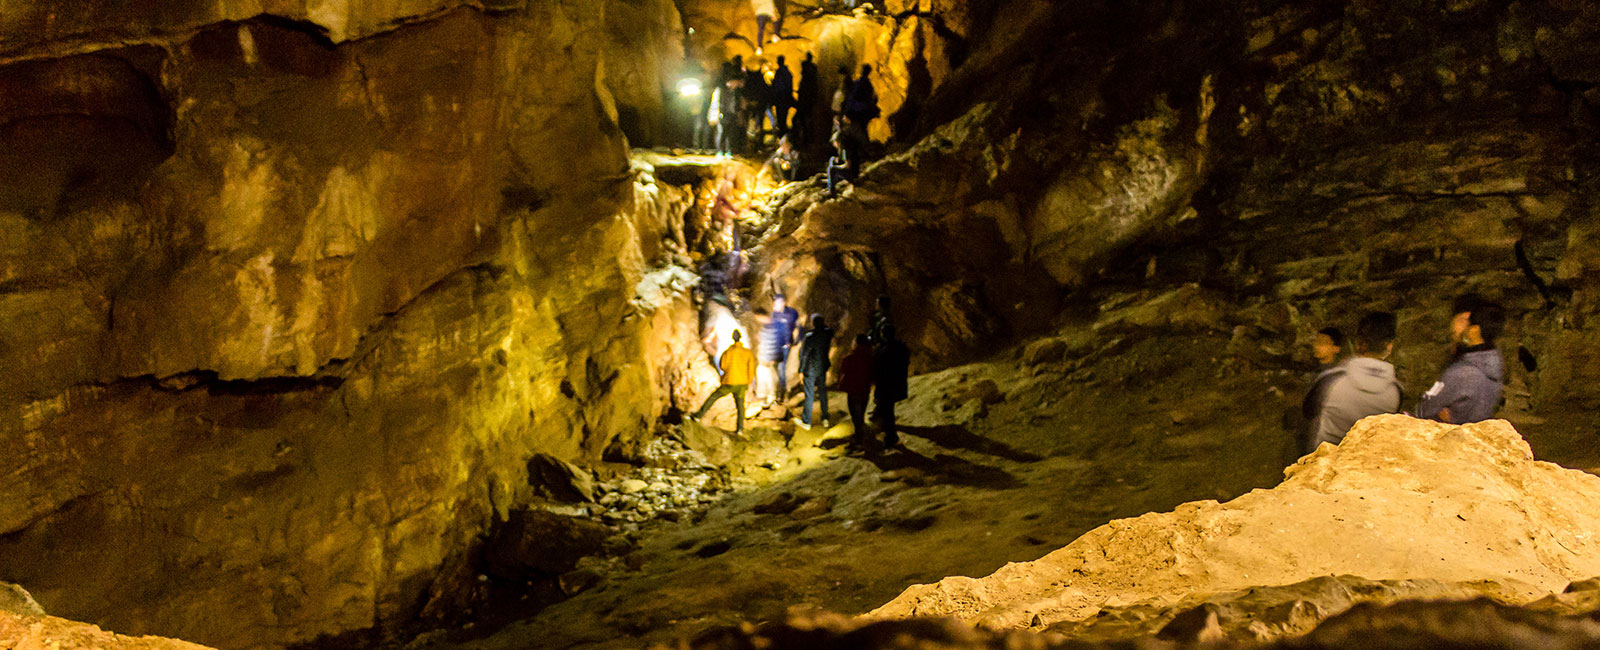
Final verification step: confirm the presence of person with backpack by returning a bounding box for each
[838,334,875,446]
[1309,312,1403,449]
[692,330,757,435]
[872,324,911,450]
[1418,295,1506,424]
[797,314,835,428]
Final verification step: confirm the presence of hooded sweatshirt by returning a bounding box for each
[1417,344,1504,424]
[1311,356,1402,448]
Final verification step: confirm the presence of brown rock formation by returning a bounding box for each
[0,2,709,648]
[871,416,1600,628]
[0,610,213,650]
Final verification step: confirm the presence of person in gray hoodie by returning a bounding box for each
[1418,297,1506,424]
[1310,312,1403,449]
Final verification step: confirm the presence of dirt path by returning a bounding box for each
[415,333,1290,650]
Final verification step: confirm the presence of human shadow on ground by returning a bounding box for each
[896,424,1044,463]
[849,444,1023,490]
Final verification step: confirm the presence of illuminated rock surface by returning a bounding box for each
[873,416,1600,627]
[1,1,1600,650]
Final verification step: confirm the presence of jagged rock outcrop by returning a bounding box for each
[871,416,1600,629]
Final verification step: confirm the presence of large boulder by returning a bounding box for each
[872,416,1600,629]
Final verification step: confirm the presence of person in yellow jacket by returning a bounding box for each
[692,330,757,434]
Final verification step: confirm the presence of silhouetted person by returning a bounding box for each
[759,294,801,407]
[693,330,757,435]
[798,314,834,428]
[771,55,795,135]
[825,130,859,196]
[832,65,852,120]
[1419,296,1506,424]
[867,294,893,345]
[723,55,744,84]
[1299,326,1346,456]
[844,63,879,127]
[794,52,819,144]
[872,324,911,450]
[764,135,799,182]
[744,64,771,141]
[1310,312,1402,449]
[714,77,744,156]
[838,334,875,445]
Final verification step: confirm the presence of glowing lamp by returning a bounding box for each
[676,78,703,97]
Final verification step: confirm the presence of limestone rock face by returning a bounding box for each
[871,416,1600,628]
[0,2,703,649]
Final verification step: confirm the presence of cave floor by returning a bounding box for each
[414,333,1293,650]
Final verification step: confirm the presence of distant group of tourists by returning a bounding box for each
[705,49,878,196]
[691,293,911,451]
[1300,293,1507,455]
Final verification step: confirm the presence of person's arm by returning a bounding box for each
[1417,366,1473,422]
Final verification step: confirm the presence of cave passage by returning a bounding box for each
[3,2,1600,650]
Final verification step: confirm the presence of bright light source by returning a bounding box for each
[676,78,703,97]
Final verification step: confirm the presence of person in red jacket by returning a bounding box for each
[837,334,875,447]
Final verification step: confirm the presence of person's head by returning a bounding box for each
[1354,312,1397,359]
[731,330,743,343]
[837,64,851,77]
[1313,327,1345,365]
[876,294,891,311]
[1450,293,1485,342]
[881,323,897,341]
[1466,301,1506,346]
[860,64,872,76]
[811,313,825,328]
[805,52,813,62]
[777,55,786,66]
[773,293,787,309]
[854,333,870,348]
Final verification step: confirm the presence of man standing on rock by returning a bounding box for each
[1419,296,1506,424]
[839,334,875,445]
[1310,312,1403,449]
[693,330,757,435]
[794,52,819,145]
[797,314,834,428]
[771,55,795,136]
[872,324,911,450]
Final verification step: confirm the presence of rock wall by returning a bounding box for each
[758,0,1600,445]
[0,2,705,648]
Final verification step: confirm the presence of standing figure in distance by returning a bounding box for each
[693,330,757,435]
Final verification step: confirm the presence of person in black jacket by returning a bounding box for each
[872,324,911,449]
[794,52,819,144]
[797,314,835,428]
[770,55,795,136]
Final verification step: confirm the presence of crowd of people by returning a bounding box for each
[691,293,911,452]
[702,49,878,196]
[1300,294,1508,455]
